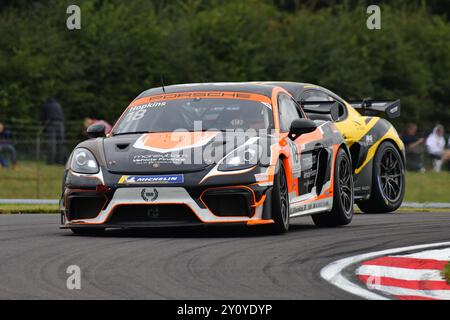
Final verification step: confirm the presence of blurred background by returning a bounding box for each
[0,0,449,211]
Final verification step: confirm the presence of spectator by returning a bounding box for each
[41,97,65,164]
[426,124,450,172]
[0,122,17,169]
[401,123,425,172]
[83,117,112,136]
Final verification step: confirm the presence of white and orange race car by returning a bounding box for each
[60,83,354,235]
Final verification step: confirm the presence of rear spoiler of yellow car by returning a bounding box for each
[349,99,401,119]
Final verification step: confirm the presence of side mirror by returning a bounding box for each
[288,119,317,141]
[87,123,106,138]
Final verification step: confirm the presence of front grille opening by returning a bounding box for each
[67,194,106,220]
[201,189,253,217]
[109,204,200,224]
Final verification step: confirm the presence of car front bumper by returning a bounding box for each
[60,185,274,229]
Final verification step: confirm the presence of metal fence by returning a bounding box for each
[0,120,86,200]
[2,119,86,161]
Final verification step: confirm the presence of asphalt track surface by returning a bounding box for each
[0,212,449,299]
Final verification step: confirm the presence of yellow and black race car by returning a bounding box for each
[263,82,405,213]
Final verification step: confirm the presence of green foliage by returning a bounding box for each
[444,263,450,284]
[0,0,449,130]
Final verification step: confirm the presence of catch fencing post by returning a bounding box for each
[36,124,46,199]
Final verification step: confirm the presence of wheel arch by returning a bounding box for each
[356,137,406,213]
[276,153,288,172]
[379,137,406,165]
[339,142,352,163]
[278,153,292,190]
[361,137,405,200]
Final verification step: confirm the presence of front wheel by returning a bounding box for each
[312,148,354,227]
[268,161,290,234]
[357,141,405,213]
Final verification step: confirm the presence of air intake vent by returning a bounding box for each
[109,204,200,224]
[67,193,106,220]
[201,188,253,217]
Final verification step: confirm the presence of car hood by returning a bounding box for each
[103,131,227,174]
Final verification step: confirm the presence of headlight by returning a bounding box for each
[70,148,99,174]
[218,143,261,171]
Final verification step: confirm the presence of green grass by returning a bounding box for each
[0,161,64,199]
[443,263,450,284]
[404,171,450,203]
[0,204,59,214]
[0,162,449,214]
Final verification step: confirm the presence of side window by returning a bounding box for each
[302,90,333,102]
[278,94,303,132]
[301,90,347,121]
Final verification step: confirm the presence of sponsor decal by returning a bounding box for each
[288,139,302,178]
[129,101,166,112]
[144,91,253,102]
[365,134,374,146]
[119,174,184,185]
[132,131,220,154]
[254,173,269,182]
[290,199,331,214]
[133,154,188,165]
[141,188,159,202]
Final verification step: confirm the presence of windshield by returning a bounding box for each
[113,97,274,134]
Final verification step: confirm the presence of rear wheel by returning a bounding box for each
[357,142,405,213]
[312,148,353,227]
[71,228,105,236]
[268,161,290,234]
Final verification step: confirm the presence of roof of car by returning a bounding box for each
[137,82,280,99]
[256,82,314,98]
[259,82,341,101]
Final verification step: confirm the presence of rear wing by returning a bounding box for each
[349,99,401,119]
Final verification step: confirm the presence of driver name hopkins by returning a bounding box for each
[141,188,158,202]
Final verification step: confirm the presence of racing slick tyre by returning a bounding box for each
[267,161,290,234]
[312,148,353,227]
[71,228,105,236]
[357,141,405,214]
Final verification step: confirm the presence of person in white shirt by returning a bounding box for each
[426,124,450,172]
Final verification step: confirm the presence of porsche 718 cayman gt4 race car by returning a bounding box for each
[60,83,354,235]
[261,82,405,213]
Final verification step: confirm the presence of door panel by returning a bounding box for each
[293,130,324,197]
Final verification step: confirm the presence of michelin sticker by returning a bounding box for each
[119,174,184,185]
